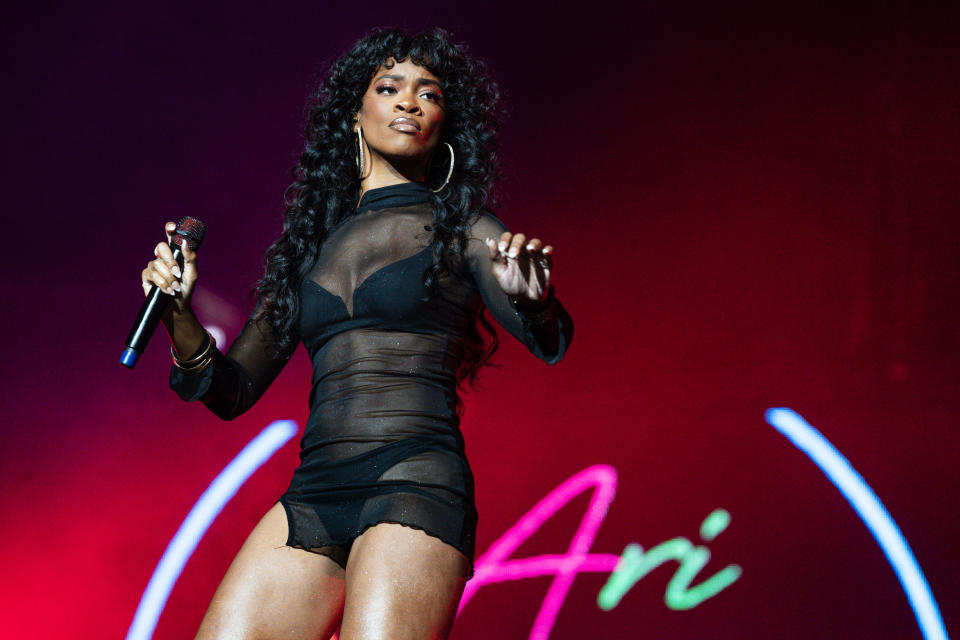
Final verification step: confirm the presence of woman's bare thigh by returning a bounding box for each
[339,523,469,640]
[194,501,347,640]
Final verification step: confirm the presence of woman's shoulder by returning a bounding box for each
[468,208,510,239]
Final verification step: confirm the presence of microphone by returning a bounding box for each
[119,217,206,369]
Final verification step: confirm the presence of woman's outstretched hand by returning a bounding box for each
[485,231,553,304]
[141,221,199,315]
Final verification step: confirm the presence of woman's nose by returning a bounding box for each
[395,97,422,115]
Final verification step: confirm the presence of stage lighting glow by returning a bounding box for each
[125,420,297,640]
[765,407,948,640]
[205,324,226,350]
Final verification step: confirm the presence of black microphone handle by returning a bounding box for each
[119,245,185,369]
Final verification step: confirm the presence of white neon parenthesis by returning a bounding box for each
[765,408,948,640]
[125,420,298,640]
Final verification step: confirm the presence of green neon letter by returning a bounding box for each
[664,545,742,610]
[597,509,742,612]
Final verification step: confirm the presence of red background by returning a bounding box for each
[1,2,957,638]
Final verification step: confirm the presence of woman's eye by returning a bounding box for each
[376,85,397,95]
[420,91,442,102]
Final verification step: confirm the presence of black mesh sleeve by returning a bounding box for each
[466,212,574,364]
[169,311,297,420]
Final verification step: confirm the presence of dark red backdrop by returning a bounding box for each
[1,2,957,638]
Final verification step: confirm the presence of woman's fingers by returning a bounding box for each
[181,237,196,263]
[485,236,503,261]
[142,261,176,296]
[494,232,553,265]
[488,232,555,270]
[536,243,553,267]
[497,232,510,256]
[501,232,525,258]
[156,242,182,279]
[141,221,198,303]
[141,270,152,297]
[179,239,198,296]
[148,257,180,294]
[494,232,552,259]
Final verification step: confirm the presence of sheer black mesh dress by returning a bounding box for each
[170,182,573,577]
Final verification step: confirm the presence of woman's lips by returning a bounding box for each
[389,117,420,133]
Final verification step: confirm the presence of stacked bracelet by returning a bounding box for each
[171,332,217,374]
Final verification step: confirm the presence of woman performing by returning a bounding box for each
[141,28,573,640]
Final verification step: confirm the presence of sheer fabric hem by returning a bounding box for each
[278,497,476,580]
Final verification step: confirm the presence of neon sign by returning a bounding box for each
[457,465,741,639]
[765,408,948,640]
[597,508,742,611]
[126,420,298,640]
[128,408,948,640]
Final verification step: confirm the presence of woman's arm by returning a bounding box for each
[143,221,296,420]
[168,312,296,420]
[466,212,574,364]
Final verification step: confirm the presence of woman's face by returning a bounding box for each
[356,59,446,167]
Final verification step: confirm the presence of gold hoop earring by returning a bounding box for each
[355,127,365,179]
[431,142,454,193]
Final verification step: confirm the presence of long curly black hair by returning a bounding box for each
[254,27,502,389]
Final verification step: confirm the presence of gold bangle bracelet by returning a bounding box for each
[173,353,215,374]
[171,333,217,368]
